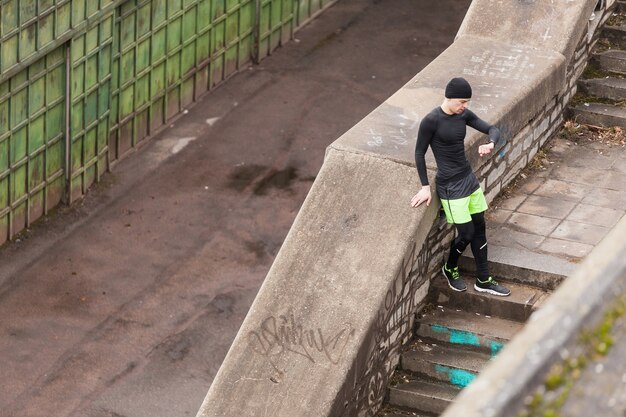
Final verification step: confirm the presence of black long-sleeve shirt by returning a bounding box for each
[414,107,501,199]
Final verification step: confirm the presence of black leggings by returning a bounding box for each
[446,211,489,279]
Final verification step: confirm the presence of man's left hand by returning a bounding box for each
[479,142,495,156]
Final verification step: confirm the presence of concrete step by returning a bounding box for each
[591,50,626,74]
[569,102,626,128]
[458,245,571,291]
[378,413,413,417]
[602,25,626,49]
[416,307,523,355]
[429,276,548,322]
[579,77,626,101]
[378,409,433,417]
[388,380,459,415]
[401,340,491,388]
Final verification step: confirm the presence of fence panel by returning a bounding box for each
[257,0,294,60]
[0,0,118,81]
[68,13,114,202]
[295,0,335,29]
[108,0,255,163]
[0,46,66,244]
[0,0,56,74]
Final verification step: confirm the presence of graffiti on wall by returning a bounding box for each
[337,238,432,417]
[248,308,356,368]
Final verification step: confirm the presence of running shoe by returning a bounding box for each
[474,276,511,297]
[442,263,467,292]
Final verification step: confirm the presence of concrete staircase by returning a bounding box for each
[377,260,554,417]
[570,1,626,127]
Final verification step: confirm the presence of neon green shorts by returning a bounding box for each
[440,188,488,224]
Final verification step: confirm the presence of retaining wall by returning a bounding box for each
[0,0,335,244]
[196,0,613,416]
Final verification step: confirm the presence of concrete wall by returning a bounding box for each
[196,1,611,416]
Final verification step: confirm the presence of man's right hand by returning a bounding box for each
[411,186,431,207]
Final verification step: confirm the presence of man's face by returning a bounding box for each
[447,98,470,114]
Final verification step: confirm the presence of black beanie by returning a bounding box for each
[445,77,472,99]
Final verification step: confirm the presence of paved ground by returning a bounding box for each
[485,130,626,416]
[487,134,626,263]
[0,1,471,416]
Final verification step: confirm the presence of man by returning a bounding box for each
[410,77,510,297]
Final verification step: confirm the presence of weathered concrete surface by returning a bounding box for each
[0,0,471,416]
[457,0,596,61]
[331,36,564,169]
[570,102,626,128]
[486,136,626,263]
[459,245,574,290]
[402,345,490,378]
[593,49,626,73]
[388,381,457,415]
[603,24,626,49]
[430,277,548,322]
[579,77,626,101]
[558,312,626,417]
[440,216,626,417]
[416,309,522,354]
[198,149,436,417]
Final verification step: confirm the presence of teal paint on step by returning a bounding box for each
[429,324,480,346]
[430,324,448,334]
[434,364,477,388]
[490,341,505,357]
[450,329,480,346]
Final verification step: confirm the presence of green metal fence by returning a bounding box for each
[0,1,118,78]
[256,0,337,60]
[108,0,255,163]
[0,45,66,240]
[0,0,337,243]
[296,0,335,28]
[257,0,294,61]
[68,14,114,202]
